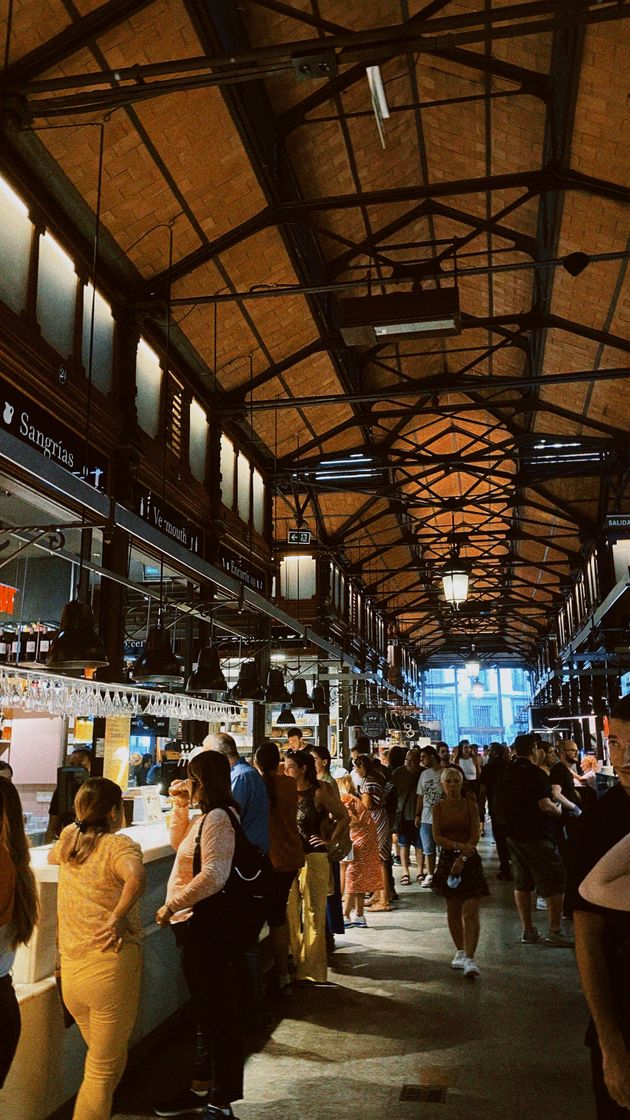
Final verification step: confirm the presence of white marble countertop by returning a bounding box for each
[29,820,173,881]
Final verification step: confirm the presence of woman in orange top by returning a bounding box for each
[336,774,382,928]
[255,740,304,994]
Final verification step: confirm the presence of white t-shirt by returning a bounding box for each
[459,756,477,781]
[416,768,444,824]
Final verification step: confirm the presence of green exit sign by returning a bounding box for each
[288,529,312,545]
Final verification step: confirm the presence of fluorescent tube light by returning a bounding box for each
[366,65,390,119]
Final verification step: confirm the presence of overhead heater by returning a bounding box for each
[337,289,461,346]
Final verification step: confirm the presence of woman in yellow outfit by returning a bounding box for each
[49,778,146,1120]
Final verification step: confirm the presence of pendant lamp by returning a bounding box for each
[290,677,313,710]
[186,645,228,694]
[133,623,183,686]
[233,659,265,702]
[47,600,109,674]
[441,549,470,606]
[311,683,329,715]
[276,704,295,725]
[265,667,292,705]
[344,703,363,728]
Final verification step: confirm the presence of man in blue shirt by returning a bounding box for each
[205,731,269,853]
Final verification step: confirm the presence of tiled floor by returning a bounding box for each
[112,839,592,1120]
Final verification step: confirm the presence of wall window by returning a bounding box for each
[165,372,185,458]
[0,175,32,313]
[220,434,235,508]
[82,283,113,395]
[36,231,76,357]
[136,338,162,438]
[280,554,317,599]
[252,467,265,535]
[189,399,207,482]
[237,452,251,522]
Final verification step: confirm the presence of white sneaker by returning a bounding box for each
[463,957,480,978]
[536,897,547,910]
[421,874,433,888]
[451,949,467,970]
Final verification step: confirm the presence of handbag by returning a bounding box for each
[192,807,273,950]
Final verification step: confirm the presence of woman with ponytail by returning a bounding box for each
[0,780,38,1089]
[49,777,146,1120]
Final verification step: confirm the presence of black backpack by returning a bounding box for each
[193,806,273,950]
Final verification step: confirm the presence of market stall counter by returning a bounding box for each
[4,820,187,1120]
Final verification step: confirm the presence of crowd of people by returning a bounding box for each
[1,702,630,1119]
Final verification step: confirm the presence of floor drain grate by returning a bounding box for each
[399,1085,448,1103]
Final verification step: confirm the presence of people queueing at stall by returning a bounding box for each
[3,700,630,1120]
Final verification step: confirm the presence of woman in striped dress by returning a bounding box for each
[353,755,392,912]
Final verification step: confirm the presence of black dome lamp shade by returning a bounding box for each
[344,703,363,728]
[311,683,329,715]
[133,623,184,687]
[276,704,295,725]
[186,645,228,694]
[47,600,109,673]
[233,659,265,702]
[290,677,313,710]
[265,667,292,705]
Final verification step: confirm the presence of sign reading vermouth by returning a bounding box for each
[135,489,202,554]
[1,382,107,490]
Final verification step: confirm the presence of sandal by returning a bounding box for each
[416,873,424,883]
[400,875,411,885]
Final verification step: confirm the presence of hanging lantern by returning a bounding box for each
[264,667,292,705]
[186,645,228,694]
[276,704,296,725]
[133,624,183,687]
[290,677,313,710]
[311,683,329,715]
[441,553,470,606]
[471,677,484,699]
[47,600,109,674]
[232,659,264,702]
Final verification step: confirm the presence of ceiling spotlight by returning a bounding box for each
[562,251,590,277]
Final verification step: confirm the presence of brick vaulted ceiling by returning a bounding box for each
[2,0,629,662]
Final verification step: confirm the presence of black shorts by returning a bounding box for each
[397,819,420,847]
[267,868,299,928]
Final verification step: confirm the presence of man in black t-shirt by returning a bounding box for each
[550,739,583,870]
[569,695,630,1117]
[479,743,511,879]
[494,733,568,945]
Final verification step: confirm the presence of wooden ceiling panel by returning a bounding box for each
[5,0,627,660]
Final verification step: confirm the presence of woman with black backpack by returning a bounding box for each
[155,750,249,1120]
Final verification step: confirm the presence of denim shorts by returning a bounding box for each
[419,822,436,856]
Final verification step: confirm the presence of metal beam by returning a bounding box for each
[233,364,630,413]
[3,0,153,81]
